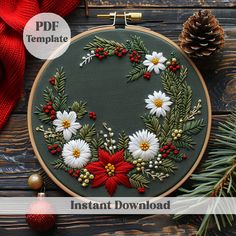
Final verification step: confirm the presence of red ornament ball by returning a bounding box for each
[26,193,56,231]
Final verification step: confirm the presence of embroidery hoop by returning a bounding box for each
[28,18,212,198]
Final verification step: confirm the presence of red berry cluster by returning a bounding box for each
[168,59,181,72]
[159,142,179,158]
[129,50,141,63]
[49,76,56,86]
[68,169,80,177]
[48,143,61,155]
[137,187,145,193]
[143,71,152,80]
[114,47,127,57]
[95,48,108,60]
[89,112,96,121]
[43,102,56,121]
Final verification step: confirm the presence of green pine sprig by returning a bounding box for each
[84,36,125,55]
[126,64,146,82]
[175,109,236,236]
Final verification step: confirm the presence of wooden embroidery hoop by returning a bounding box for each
[28,14,212,199]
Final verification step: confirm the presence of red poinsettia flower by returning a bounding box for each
[86,149,134,196]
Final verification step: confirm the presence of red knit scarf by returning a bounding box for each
[0,0,79,129]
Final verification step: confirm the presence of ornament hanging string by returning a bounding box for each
[0,0,80,130]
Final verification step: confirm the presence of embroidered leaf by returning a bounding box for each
[183,119,205,135]
[179,67,188,82]
[78,124,96,143]
[168,153,183,162]
[35,106,51,123]
[90,137,104,162]
[54,67,66,94]
[52,158,67,170]
[129,174,150,188]
[173,134,195,149]
[118,131,130,150]
[158,159,177,173]
[125,35,149,54]
[126,64,146,82]
[53,93,68,111]
[142,114,161,136]
[71,101,87,119]
[43,87,54,103]
[84,36,125,55]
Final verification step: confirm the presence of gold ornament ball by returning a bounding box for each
[28,174,43,190]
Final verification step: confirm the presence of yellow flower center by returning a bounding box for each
[73,148,80,158]
[105,163,115,176]
[140,142,150,151]
[152,57,159,65]
[154,99,163,107]
[62,120,71,129]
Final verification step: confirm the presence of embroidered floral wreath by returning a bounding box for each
[35,35,205,196]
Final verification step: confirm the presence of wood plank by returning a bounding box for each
[0,113,230,191]
[13,8,236,114]
[87,0,236,8]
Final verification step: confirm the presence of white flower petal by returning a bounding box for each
[154,66,160,74]
[143,60,151,66]
[63,129,72,141]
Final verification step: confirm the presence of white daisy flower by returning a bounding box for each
[128,129,159,161]
[62,139,91,169]
[143,52,167,74]
[53,111,82,141]
[145,91,173,117]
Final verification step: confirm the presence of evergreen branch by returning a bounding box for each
[129,174,150,188]
[77,124,96,143]
[54,67,66,94]
[158,159,177,174]
[84,36,125,55]
[125,35,149,54]
[70,101,87,119]
[183,119,205,135]
[142,114,161,136]
[52,158,67,170]
[126,64,146,82]
[175,109,236,236]
[117,131,130,150]
[90,137,105,162]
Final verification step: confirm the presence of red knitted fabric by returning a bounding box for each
[0,0,79,129]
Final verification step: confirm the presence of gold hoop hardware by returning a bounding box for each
[97,12,142,26]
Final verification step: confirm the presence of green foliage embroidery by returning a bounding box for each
[52,158,67,170]
[70,101,87,119]
[77,124,96,143]
[125,35,149,54]
[84,36,125,55]
[129,173,150,188]
[126,64,146,82]
[142,114,161,136]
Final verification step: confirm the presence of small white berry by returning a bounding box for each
[158,154,162,158]
[149,165,153,168]
[91,50,95,54]
[159,161,162,164]
[149,161,153,164]
[109,132,114,137]
[154,165,158,169]
[111,140,116,144]
[104,142,107,146]
[157,157,161,161]
[104,134,108,138]
[109,146,113,150]
[108,128,112,132]
[113,146,117,149]
[154,161,158,164]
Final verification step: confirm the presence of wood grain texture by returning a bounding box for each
[87,0,236,8]
[1,4,236,236]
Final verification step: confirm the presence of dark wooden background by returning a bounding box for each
[1,1,236,235]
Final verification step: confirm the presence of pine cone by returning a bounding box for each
[179,10,224,57]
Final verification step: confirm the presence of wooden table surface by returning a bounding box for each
[1,1,236,235]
